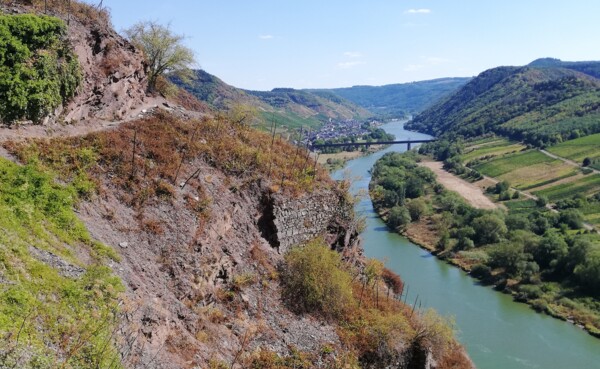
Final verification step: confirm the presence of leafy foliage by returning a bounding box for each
[281,239,354,318]
[125,20,195,92]
[0,14,80,124]
[369,150,600,333]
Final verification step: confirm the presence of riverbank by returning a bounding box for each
[318,144,387,172]
[370,153,600,339]
[334,120,600,369]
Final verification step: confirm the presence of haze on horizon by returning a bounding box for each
[95,0,600,91]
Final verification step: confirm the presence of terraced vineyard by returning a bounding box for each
[462,138,526,163]
[547,133,600,170]
[534,174,600,201]
[474,150,579,189]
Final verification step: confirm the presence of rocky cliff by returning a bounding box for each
[0,2,474,368]
[0,1,152,126]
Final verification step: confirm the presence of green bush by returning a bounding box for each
[387,206,411,230]
[281,239,354,318]
[0,14,80,124]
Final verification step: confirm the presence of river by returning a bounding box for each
[331,120,600,369]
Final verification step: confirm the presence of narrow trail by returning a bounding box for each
[0,98,205,161]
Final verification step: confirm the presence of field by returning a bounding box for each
[534,173,600,202]
[546,133,600,168]
[503,199,543,216]
[462,138,526,163]
[475,150,579,189]
[581,203,600,227]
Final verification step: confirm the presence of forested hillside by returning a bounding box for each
[407,60,600,146]
[172,69,372,132]
[311,77,471,118]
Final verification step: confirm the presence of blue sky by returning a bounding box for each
[92,1,600,91]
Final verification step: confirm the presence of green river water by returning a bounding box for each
[331,121,600,369]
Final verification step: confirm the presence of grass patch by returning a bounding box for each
[503,199,542,216]
[0,157,123,368]
[7,112,335,204]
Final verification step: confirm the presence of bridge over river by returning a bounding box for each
[311,139,436,151]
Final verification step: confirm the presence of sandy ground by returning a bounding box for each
[420,160,499,210]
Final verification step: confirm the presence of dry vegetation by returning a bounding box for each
[12,0,112,27]
[277,239,473,369]
[6,111,335,207]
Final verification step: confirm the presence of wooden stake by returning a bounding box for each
[130,129,137,179]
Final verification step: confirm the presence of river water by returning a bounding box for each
[331,121,600,369]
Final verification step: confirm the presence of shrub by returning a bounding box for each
[387,206,411,230]
[381,268,404,295]
[470,264,492,280]
[281,239,354,318]
[0,14,80,124]
[407,198,428,221]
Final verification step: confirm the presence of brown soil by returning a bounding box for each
[420,160,499,209]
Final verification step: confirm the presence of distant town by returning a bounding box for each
[300,118,383,146]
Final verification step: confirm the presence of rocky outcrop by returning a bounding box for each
[1,2,150,125]
[62,14,149,123]
[75,158,358,368]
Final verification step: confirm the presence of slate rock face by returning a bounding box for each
[28,246,85,278]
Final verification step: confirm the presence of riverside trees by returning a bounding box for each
[370,150,600,333]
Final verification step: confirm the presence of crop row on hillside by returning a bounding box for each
[547,132,600,164]
[473,149,580,189]
[535,174,600,201]
[462,139,526,163]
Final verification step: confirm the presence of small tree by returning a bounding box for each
[583,157,591,167]
[124,21,195,93]
[387,206,411,230]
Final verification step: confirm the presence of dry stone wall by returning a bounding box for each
[271,190,354,253]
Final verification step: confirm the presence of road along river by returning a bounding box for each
[332,120,600,369]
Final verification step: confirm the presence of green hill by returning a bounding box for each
[310,77,471,118]
[172,70,372,132]
[406,59,600,146]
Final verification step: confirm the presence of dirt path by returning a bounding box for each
[540,149,600,174]
[419,161,499,209]
[0,98,206,162]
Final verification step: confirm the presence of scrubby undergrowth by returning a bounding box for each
[0,158,123,368]
[7,111,334,204]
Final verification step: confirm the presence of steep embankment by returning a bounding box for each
[5,112,473,368]
[0,2,474,368]
[407,59,600,146]
[0,1,151,126]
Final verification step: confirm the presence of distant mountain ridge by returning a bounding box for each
[310,77,471,118]
[172,70,372,132]
[173,71,471,132]
[406,59,600,146]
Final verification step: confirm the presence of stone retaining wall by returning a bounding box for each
[271,190,353,253]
